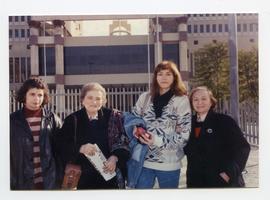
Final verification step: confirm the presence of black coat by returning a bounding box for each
[57,107,130,189]
[184,110,250,188]
[10,108,62,190]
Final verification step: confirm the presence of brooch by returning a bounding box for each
[206,128,213,134]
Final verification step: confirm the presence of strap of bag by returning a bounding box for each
[141,92,150,116]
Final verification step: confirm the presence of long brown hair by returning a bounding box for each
[150,60,187,98]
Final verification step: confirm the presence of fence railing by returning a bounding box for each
[9,87,258,146]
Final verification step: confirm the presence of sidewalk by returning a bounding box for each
[178,146,259,188]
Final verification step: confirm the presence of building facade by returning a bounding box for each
[9,14,258,90]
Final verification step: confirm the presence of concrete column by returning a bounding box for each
[28,20,41,76]
[53,20,65,117]
[152,18,163,66]
[177,16,189,87]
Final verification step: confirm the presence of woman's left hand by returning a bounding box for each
[103,155,118,174]
[138,132,154,146]
[219,172,230,183]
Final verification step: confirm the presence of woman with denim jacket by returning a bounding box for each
[132,61,191,188]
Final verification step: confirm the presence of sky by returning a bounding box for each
[1,0,270,199]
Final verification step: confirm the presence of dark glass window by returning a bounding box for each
[162,43,179,67]
[15,29,19,38]
[15,57,20,82]
[39,47,56,75]
[9,16,12,22]
[21,29,25,38]
[194,40,198,45]
[21,16,25,22]
[250,38,254,43]
[206,24,210,33]
[9,29,13,38]
[250,24,254,32]
[27,16,31,22]
[200,24,204,33]
[237,24,241,32]
[15,16,19,22]
[225,24,229,32]
[218,24,223,32]
[27,29,30,37]
[193,25,198,33]
[187,25,192,33]
[243,23,247,32]
[212,24,216,32]
[64,45,155,75]
[206,14,210,17]
[9,57,14,83]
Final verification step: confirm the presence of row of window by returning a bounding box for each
[192,38,256,46]
[9,57,31,83]
[9,44,179,81]
[9,16,31,23]
[187,23,258,34]
[9,29,30,39]
[186,13,257,17]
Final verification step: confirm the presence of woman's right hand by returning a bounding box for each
[79,143,97,156]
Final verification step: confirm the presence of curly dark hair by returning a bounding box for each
[16,77,50,106]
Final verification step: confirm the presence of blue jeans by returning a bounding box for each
[136,167,181,189]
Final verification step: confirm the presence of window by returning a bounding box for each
[64,45,155,75]
[9,16,12,22]
[225,24,228,32]
[187,25,192,33]
[218,24,223,32]
[15,16,19,22]
[200,24,204,33]
[15,57,20,83]
[9,58,14,83]
[194,25,198,33]
[39,47,56,75]
[237,24,241,32]
[21,16,25,22]
[27,16,31,22]
[250,24,254,32]
[9,29,13,38]
[206,14,209,17]
[27,29,30,37]
[212,24,216,32]
[206,24,210,33]
[21,29,25,38]
[243,24,247,32]
[162,43,179,66]
[213,40,217,43]
[15,29,19,38]
[194,40,198,45]
[21,57,27,82]
[250,38,255,43]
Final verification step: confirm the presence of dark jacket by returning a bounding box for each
[57,107,130,189]
[10,108,62,190]
[184,110,250,188]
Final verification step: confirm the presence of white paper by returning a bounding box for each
[84,144,116,181]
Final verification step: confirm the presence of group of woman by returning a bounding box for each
[10,60,250,190]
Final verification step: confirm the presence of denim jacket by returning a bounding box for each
[123,112,148,188]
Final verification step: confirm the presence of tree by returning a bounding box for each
[191,42,258,104]
[191,42,230,100]
[238,48,258,103]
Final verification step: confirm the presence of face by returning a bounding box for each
[156,69,174,92]
[82,90,103,116]
[24,88,44,110]
[192,89,212,115]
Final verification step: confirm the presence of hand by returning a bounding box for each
[79,143,97,156]
[103,155,118,174]
[219,172,230,183]
[138,131,154,146]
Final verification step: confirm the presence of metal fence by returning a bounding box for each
[9,86,258,146]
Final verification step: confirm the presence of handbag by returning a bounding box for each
[61,115,82,190]
[62,164,82,190]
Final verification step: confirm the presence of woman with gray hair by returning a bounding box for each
[57,82,129,189]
